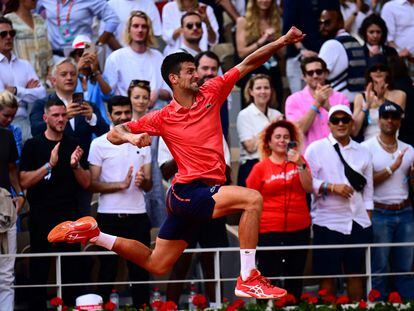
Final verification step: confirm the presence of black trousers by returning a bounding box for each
[96,213,151,308]
[257,228,310,300]
[28,208,84,311]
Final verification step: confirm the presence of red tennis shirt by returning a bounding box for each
[126,67,240,185]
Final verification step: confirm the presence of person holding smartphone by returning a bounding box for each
[246,120,313,301]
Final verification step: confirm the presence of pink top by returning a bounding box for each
[285,85,349,151]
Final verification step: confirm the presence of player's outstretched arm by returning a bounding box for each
[235,26,305,79]
[107,124,152,148]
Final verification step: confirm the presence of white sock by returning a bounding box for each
[240,249,256,281]
[92,232,117,250]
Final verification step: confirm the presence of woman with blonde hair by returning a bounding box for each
[0,90,22,157]
[235,0,283,107]
[236,74,282,186]
[246,120,312,300]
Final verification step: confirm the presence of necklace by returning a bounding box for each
[377,135,398,158]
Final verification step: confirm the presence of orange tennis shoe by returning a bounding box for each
[48,216,100,244]
[235,269,287,299]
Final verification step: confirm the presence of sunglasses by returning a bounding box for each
[329,116,352,125]
[319,19,332,27]
[185,22,202,30]
[0,30,16,39]
[130,10,147,18]
[305,69,324,76]
[380,112,401,120]
[130,79,150,87]
[369,65,388,72]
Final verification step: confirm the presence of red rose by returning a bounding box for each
[358,300,368,309]
[308,296,318,304]
[388,292,402,304]
[300,293,312,301]
[232,299,245,309]
[274,296,287,308]
[368,289,381,302]
[285,293,297,305]
[160,301,177,311]
[50,297,63,306]
[104,301,116,311]
[318,288,328,297]
[322,294,336,304]
[192,294,208,309]
[336,295,350,305]
[151,300,164,310]
[62,306,69,311]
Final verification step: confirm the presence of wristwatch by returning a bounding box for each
[298,163,307,171]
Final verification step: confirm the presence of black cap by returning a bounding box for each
[378,100,404,118]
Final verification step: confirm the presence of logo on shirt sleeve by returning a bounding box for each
[206,103,212,109]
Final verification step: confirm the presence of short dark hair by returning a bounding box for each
[44,99,65,112]
[180,12,201,27]
[194,51,220,68]
[300,56,328,75]
[161,52,195,88]
[358,14,388,46]
[107,96,131,114]
[0,16,13,27]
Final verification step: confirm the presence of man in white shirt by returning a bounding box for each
[88,95,152,307]
[362,101,414,300]
[305,105,373,301]
[381,0,414,59]
[0,17,46,143]
[104,11,170,107]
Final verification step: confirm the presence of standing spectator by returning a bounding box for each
[236,74,282,187]
[104,11,170,107]
[0,127,24,311]
[30,58,109,216]
[37,0,121,59]
[235,0,283,107]
[5,0,53,83]
[128,80,166,228]
[305,105,373,301]
[70,35,113,125]
[340,0,370,42]
[352,61,406,141]
[104,0,162,46]
[88,95,152,307]
[162,0,218,56]
[0,16,46,143]
[282,0,337,93]
[169,12,204,56]
[358,14,398,64]
[246,120,313,300]
[318,9,367,103]
[20,99,90,310]
[362,101,414,300]
[381,0,414,59]
[285,56,349,151]
[0,90,22,157]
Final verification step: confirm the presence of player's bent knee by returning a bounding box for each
[247,190,263,210]
[148,263,173,276]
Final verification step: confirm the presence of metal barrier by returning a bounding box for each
[1,242,414,304]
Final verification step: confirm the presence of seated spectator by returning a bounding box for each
[37,0,121,59]
[352,60,406,141]
[235,0,283,107]
[5,0,53,83]
[285,56,349,151]
[236,74,282,187]
[20,99,90,310]
[246,120,312,300]
[88,95,152,307]
[0,90,22,157]
[305,105,373,301]
[161,0,218,56]
[362,101,414,300]
[318,9,367,103]
[0,16,46,143]
[70,35,113,125]
[340,0,370,42]
[104,11,170,108]
[358,14,398,64]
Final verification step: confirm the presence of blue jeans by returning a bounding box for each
[371,206,414,300]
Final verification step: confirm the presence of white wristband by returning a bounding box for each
[385,166,393,175]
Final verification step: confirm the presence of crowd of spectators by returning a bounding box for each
[1,0,414,309]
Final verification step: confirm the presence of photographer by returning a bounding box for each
[246,120,313,301]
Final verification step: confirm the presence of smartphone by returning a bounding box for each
[83,42,96,55]
[72,92,84,106]
[287,141,298,152]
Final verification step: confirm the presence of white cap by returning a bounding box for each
[72,34,92,49]
[76,294,103,310]
[328,104,353,119]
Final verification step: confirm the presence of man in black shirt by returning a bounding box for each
[0,127,24,311]
[20,99,90,310]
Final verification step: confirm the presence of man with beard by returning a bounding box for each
[362,101,414,300]
[171,12,204,57]
[20,100,90,310]
[318,9,366,103]
[49,27,305,299]
[285,56,349,151]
